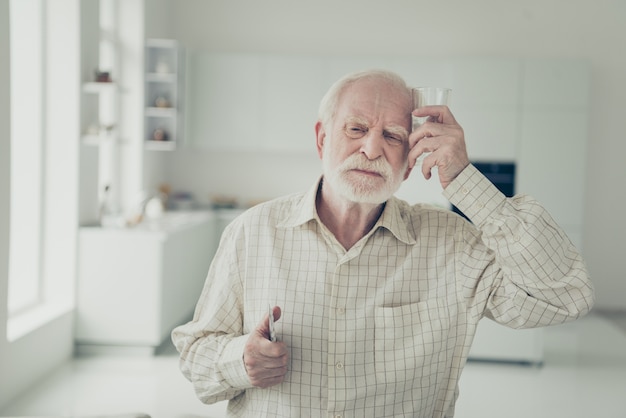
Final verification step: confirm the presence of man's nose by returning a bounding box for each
[359,132,384,160]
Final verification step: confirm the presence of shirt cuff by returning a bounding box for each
[442,164,507,227]
[217,334,254,390]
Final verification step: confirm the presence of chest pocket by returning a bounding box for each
[374,298,452,392]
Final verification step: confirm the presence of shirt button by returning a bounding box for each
[336,361,344,370]
[335,415,343,418]
[337,307,345,315]
[461,187,469,195]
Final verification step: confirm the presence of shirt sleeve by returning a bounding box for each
[171,219,254,404]
[443,164,595,328]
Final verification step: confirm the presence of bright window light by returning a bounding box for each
[8,0,44,315]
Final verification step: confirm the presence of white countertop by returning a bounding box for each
[81,211,215,235]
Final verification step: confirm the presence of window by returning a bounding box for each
[8,0,45,315]
[7,0,80,341]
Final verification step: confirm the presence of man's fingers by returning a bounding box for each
[270,305,282,322]
[256,305,282,341]
[244,308,289,388]
[412,105,457,125]
[250,372,288,389]
[244,343,288,370]
[408,136,438,169]
[244,339,289,388]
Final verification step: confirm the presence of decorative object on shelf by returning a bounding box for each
[152,127,169,141]
[210,194,239,210]
[94,69,112,82]
[170,190,195,211]
[99,184,125,228]
[102,123,115,136]
[155,59,170,74]
[84,123,116,138]
[159,183,172,200]
[85,124,100,136]
[144,195,165,220]
[154,95,170,108]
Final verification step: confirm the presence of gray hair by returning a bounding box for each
[317,69,412,129]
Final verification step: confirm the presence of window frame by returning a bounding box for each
[7,0,46,317]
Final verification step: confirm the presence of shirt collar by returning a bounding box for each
[376,196,416,245]
[278,176,416,246]
[277,176,323,228]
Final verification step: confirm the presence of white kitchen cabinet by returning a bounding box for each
[75,212,216,354]
[186,54,524,160]
[144,38,184,151]
[455,106,518,161]
[521,59,590,108]
[187,53,263,151]
[518,109,588,226]
[260,55,328,152]
[517,60,590,251]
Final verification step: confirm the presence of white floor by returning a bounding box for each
[2,312,626,418]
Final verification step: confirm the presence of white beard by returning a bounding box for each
[322,146,406,205]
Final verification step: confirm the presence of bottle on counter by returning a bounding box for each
[99,184,124,228]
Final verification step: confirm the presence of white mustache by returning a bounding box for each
[340,154,392,180]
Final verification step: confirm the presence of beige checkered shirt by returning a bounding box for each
[172,164,594,418]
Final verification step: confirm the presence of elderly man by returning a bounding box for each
[172,70,594,417]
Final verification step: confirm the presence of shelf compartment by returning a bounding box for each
[82,81,118,94]
[144,140,177,151]
[145,107,176,117]
[144,38,183,150]
[146,73,176,83]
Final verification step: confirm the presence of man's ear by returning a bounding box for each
[315,120,326,159]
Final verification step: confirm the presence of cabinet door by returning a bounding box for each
[521,59,590,108]
[517,109,588,228]
[457,106,518,161]
[76,230,162,345]
[160,220,215,338]
[446,58,521,162]
[446,58,520,107]
[187,53,263,150]
[517,60,590,230]
[260,55,328,152]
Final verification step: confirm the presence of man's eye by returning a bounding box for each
[346,125,367,138]
[384,134,403,144]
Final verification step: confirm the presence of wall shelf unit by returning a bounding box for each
[144,38,183,150]
[82,81,117,93]
[81,81,119,146]
[81,81,118,145]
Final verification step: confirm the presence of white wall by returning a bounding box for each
[160,0,626,310]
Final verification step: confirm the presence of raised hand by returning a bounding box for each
[408,105,470,189]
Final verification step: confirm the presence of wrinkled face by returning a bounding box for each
[317,78,413,204]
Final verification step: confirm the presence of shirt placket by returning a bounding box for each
[327,248,362,418]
